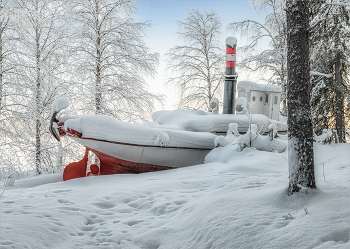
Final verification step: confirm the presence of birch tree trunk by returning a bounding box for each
[286,0,316,194]
[35,0,41,174]
[94,0,102,115]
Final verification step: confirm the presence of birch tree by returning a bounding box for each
[309,0,350,142]
[166,9,224,111]
[7,0,69,175]
[0,0,14,112]
[286,0,316,194]
[227,0,288,115]
[0,0,20,178]
[0,0,16,135]
[69,0,162,123]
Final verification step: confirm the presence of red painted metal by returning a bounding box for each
[90,164,99,175]
[57,122,82,138]
[226,61,236,68]
[226,46,236,68]
[62,142,172,180]
[89,148,172,175]
[226,47,236,54]
[63,148,89,181]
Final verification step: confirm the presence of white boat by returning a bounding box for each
[49,97,287,180]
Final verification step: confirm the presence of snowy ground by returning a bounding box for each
[0,143,349,249]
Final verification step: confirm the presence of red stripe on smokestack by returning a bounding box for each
[226,48,236,54]
[226,61,235,68]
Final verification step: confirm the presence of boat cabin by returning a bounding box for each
[236,81,281,121]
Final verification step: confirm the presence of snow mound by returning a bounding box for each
[146,109,287,133]
[51,97,70,113]
[206,123,287,163]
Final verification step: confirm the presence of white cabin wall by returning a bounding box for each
[249,90,264,115]
[272,93,281,120]
[236,81,281,120]
[263,93,271,119]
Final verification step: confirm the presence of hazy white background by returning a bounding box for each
[135,0,267,110]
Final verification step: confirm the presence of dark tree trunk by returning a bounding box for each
[286,0,316,194]
[334,51,344,142]
[0,29,3,110]
[334,17,344,142]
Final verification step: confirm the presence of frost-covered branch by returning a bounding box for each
[166,9,224,111]
[310,71,333,78]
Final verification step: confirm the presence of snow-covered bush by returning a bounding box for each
[214,123,240,147]
[313,129,332,143]
[206,123,286,163]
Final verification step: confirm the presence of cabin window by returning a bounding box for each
[274,96,278,105]
[265,94,269,103]
[252,96,256,101]
[260,96,263,102]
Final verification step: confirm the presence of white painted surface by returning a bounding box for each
[237,81,281,120]
[73,137,211,168]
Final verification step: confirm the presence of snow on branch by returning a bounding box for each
[310,71,333,78]
[326,1,350,7]
[313,129,332,143]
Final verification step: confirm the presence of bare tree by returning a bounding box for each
[6,0,70,175]
[228,0,288,116]
[69,0,163,123]
[1,0,10,110]
[0,0,17,114]
[166,9,224,111]
[286,0,316,194]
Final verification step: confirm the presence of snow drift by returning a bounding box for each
[0,143,349,249]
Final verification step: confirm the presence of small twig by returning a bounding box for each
[304,206,308,214]
[323,163,325,181]
[283,213,294,220]
[334,129,339,143]
[0,173,15,197]
[251,124,265,143]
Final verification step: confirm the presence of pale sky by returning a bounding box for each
[135,0,266,110]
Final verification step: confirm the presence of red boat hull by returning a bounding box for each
[90,148,172,175]
[63,146,174,181]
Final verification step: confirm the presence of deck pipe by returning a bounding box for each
[223,37,238,114]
